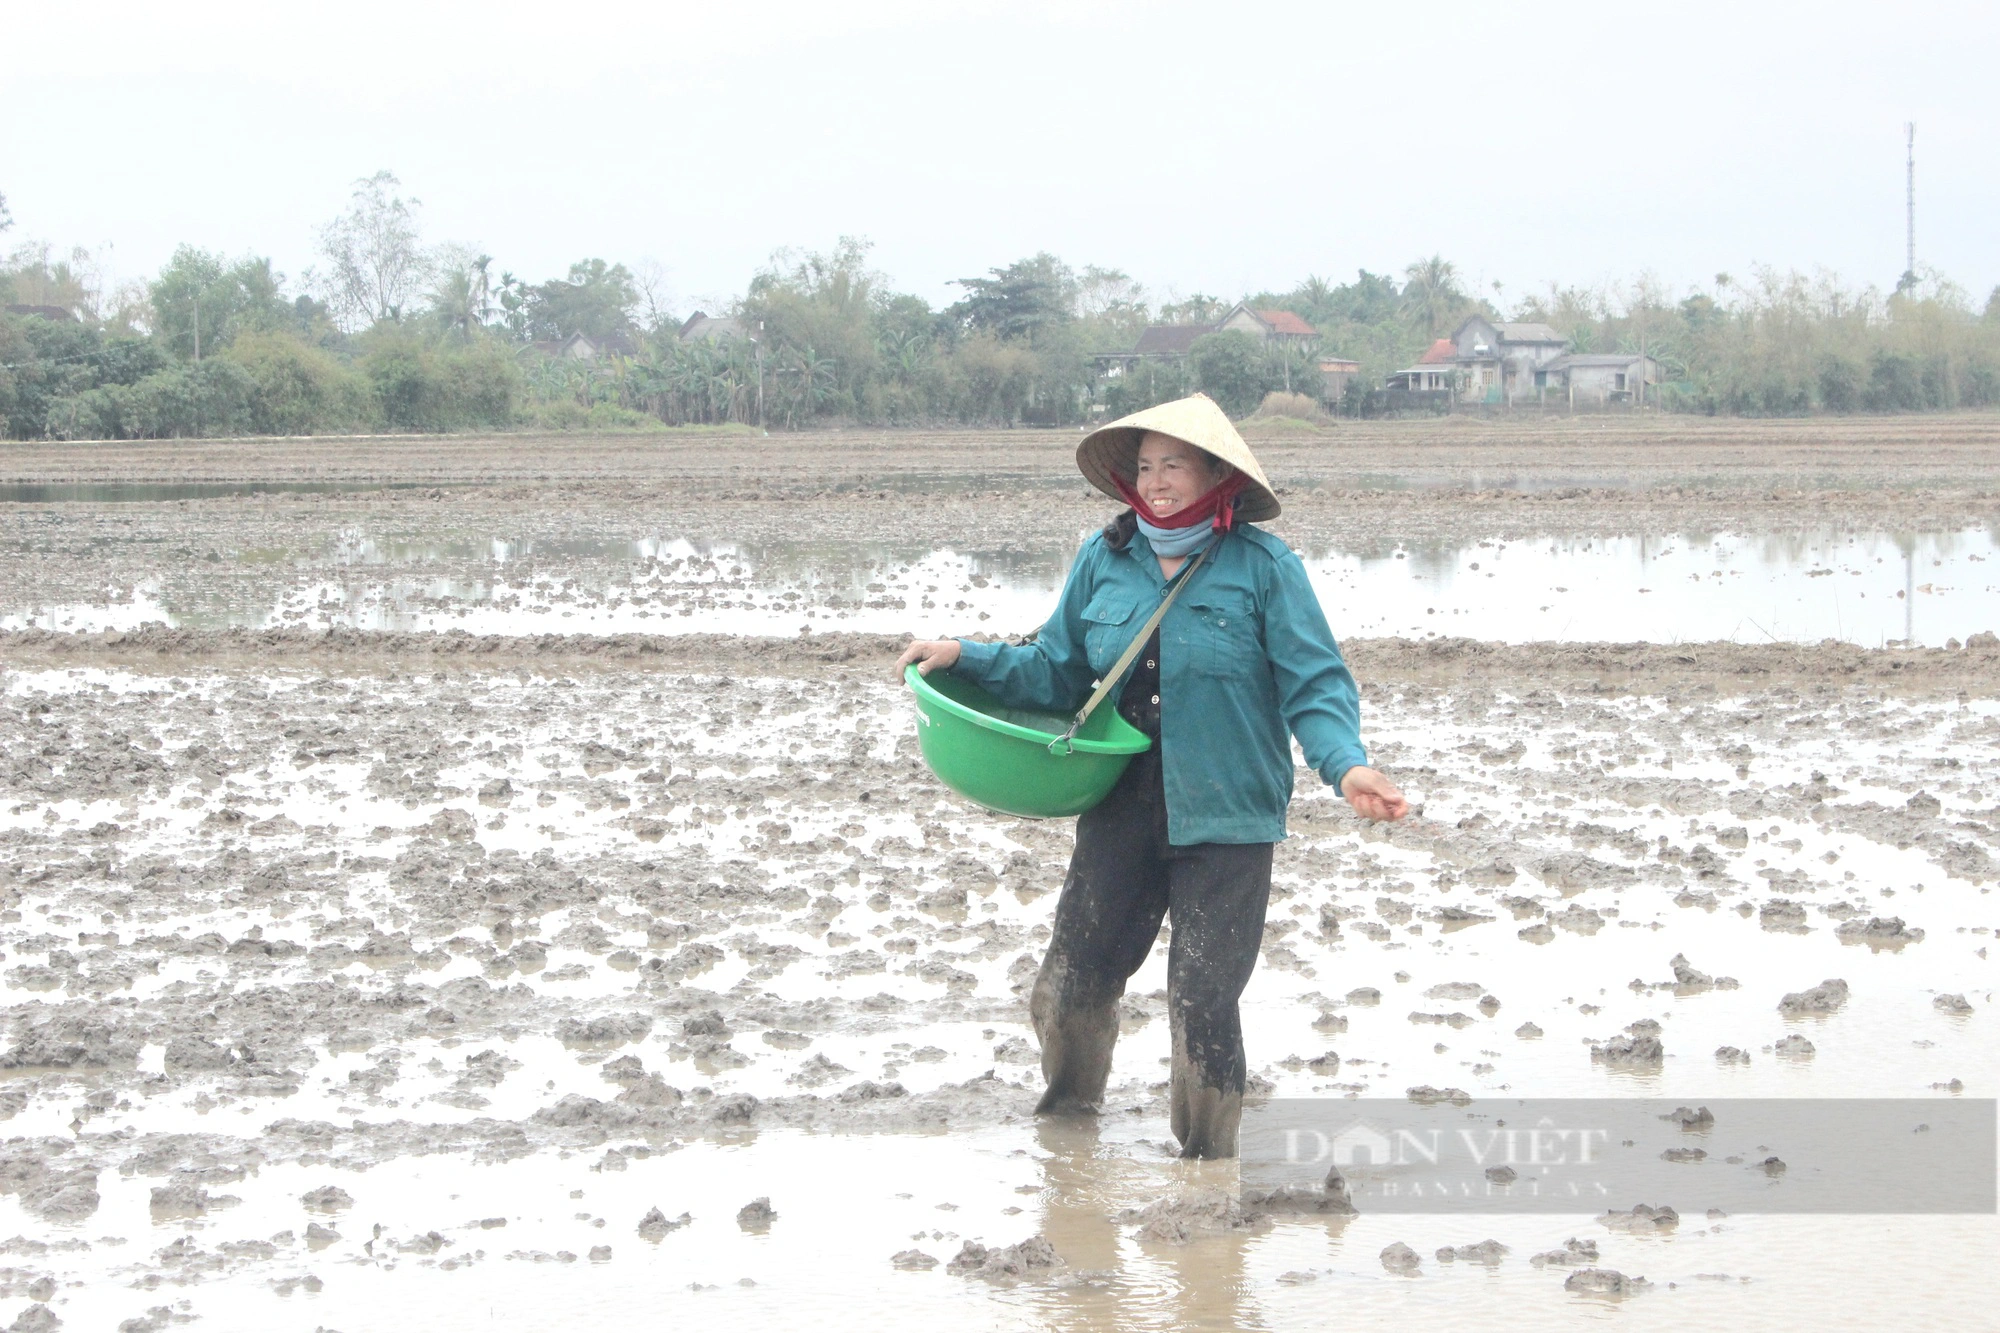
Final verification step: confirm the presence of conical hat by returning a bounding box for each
[1076,392,1280,522]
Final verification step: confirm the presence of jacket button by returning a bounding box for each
[1150,695,1160,704]
[1145,660,1155,669]
[1218,619,1228,628]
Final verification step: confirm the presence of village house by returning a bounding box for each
[1381,318,1655,408]
[1213,303,1317,346]
[1318,356,1362,400]
[678,311,753,343]
[1093,303,1358,409]
[1449,315,1569,404]
[1540,351,1662,406]
[1099,303,1321,377]
[1384,338,1458,393]
[553,329,639,360]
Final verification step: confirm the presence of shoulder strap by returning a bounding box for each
[1049,539,1215,753]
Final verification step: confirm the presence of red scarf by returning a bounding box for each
[1112,472,1248,531]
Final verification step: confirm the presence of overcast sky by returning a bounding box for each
[5,0,1995,315]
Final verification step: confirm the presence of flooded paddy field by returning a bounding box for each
[3,417,1999,648]
[0,420,1995,1331]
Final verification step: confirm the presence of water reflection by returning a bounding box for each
[3,525,1995,647]
[0,480,463,503]
[1026,1117,1267,1332]
[1310,527,1999,647]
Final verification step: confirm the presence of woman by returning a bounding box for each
[898,393,1408,1159]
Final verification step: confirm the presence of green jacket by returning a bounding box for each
[952,524,1365,845]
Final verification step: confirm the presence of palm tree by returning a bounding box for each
[1402,255,1466,339]
[669,344,710,423]
[427,251,495,339]
[1296,274,1335,326]
[778,345,837,427]
[878,331,933,386]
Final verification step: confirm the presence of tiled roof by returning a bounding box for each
[1492,322,1566,343]
[1132,323,1215,356]
[1545,352,1653,369]
[1256,309,1317,336]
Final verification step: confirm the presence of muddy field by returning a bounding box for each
[0,421,1995,1331]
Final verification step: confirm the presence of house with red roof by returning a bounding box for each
[1100,304,1319,375]
[1214,304,1319,346]
[1384,338,1460,393]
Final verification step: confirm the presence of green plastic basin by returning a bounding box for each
[904,664,1152,818]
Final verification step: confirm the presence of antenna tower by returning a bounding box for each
[1899,123,1917,293]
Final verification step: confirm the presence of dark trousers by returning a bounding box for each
[1029,748,1274,1158]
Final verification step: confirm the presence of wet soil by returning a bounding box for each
[0,424,1993,1330]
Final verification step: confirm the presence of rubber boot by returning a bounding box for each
[1030,954,1121,1115]
[1168,1045,1244,1159]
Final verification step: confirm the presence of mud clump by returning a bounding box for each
[1118,1190,1259,1243]
[1245,1166,1357,1217]
[8,1304,60,1333]
[149,1181,213,1220]
[709,1093,759,1123]
[1564,1268,1650,1297]
[1380,1241,1422,1274]
[681,1010,730,1038]
[1531,1237,1599,1267]
[1599,1203,1678,1233]
[300,1184,352,1216]
[1774,1034,1816,1059]
[1552,904,1606,935]
[1437,1239,1508,1264]
[1715,1046,1752,1064]
[533,1094,641,1131]
[736,1197,776,1231]
[556,1013,654,1045]
[1777,979,1849,1015]
[1933,994,1974,1015]
[637,1207,691,1241]
[1669,954,1712,987]
[1760,900,1810,932]
[890,1249,938,1270]
[1591,1034,1664,1067]
[992,1036,1037,1064]
[946,1235,1060,1280]
[1406,1085,1473,1106]
[1836,917,1924,948]
[615,1074,683,1109]
[163,1036,235,1072]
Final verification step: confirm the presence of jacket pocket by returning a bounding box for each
[1080,594,1140,677]
[1183,592,1261,677]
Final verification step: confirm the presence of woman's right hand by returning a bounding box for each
[896,639,961,678]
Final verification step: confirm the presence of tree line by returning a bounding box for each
[3,175,1998,439]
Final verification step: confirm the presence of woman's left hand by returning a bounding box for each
[1340,766,1409,822]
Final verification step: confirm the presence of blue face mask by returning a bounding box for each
[1134,513,1215,558]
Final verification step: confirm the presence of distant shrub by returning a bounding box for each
[362,329,522,431]
[1248,390,1329,423]
[222,331,371,434]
